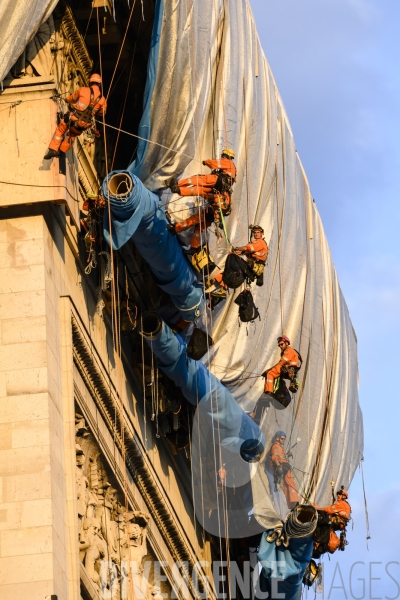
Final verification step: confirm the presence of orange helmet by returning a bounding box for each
[277,335,290,345]
[89,73,102,85]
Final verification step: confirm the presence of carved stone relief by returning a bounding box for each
[75,411,166,600]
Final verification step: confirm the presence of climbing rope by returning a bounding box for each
[267,505,317,547]
[106,0,137,100]
[111,15,142,170]
[360,456,371,548]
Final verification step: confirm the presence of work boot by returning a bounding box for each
[289,379,299,393]
[210,288,227,300]
[183,247,198,256]
[165,177,177,188]
[165,177,179,193]
[166,224,177,236]
[43,148,61,160]
[256,272,264,287]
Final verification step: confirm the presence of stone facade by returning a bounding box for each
[0,7,213,599]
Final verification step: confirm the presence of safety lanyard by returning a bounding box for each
[218,206,230,244]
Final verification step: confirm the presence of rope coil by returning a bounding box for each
[266,504,318,547]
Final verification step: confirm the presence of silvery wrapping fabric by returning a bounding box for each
[136,0,363,515]
[0,0,58,82]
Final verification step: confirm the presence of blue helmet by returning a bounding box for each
[275,430,286,438]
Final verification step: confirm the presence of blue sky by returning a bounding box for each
[249,0,400,596]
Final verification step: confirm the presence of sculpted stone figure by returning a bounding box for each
[76,444,89,539]
[80,517,108,586]
[76,413,89,437]
[100,484,119,563]
[75,415,154,599]
[10,16,55,79]
[123,511,150,571]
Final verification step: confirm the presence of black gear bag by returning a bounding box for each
[222,254,254,289]
[187,327,213,360]
[234,289,260,323]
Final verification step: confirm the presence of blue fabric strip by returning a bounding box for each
[102,172,204,321]
[128,0,164,177]
[145,321,265,453]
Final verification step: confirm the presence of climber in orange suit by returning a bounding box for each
[314,488,351,525]
[269,431,299,509]
[313,488,351,558]
[168,192,231,249]
[44,73,107,159]
[209,225,268,295]
[167,149,236,197]
[234,225,269,264]
[263,336,301,393]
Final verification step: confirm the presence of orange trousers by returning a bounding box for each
[49,119,87,153]
[176,213,206,249]
[282,469,299,509]
[214,272,228,289]
[264,361,285,392]
[175,209,215,249]
[177,174,219,197]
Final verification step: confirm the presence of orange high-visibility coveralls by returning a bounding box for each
[177,158,236,197]
[242,238,269,262]
[316,498,351,523]
[270,441,299,509]
[313,496,351,557]
[264,346,300,393]
[214,237,268,288]
[49,85,107,153]
[175,211,210,249]
[175,193,231,249]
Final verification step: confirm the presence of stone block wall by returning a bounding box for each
[0,207,213,600]
[0,215,70,600]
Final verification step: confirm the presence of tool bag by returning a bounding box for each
[252,262,264,276]
[187,326,213,360]
[191,246,216,273]
[234,289,260,323]
[303,560,321,588]
[272,376,292,408]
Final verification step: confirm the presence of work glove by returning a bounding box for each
[202,160,206,165]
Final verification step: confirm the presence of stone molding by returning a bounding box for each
[70,303,214,600]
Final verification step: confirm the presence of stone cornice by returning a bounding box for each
[54,0,93,84]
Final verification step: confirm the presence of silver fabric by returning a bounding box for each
[141,0,363,514]
[3,0,362,519]
[0,0,58,82]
